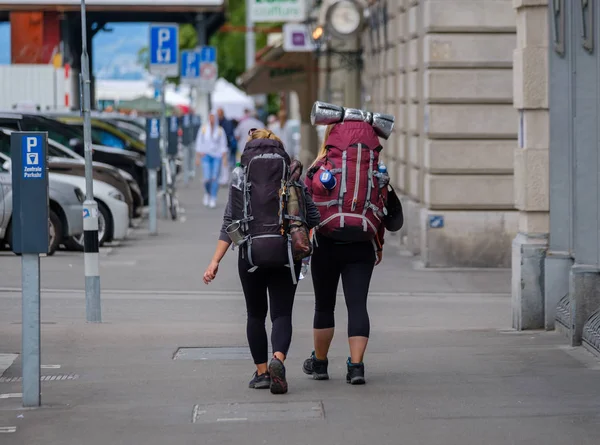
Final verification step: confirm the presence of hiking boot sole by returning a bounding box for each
[249,380,271,389]
[269,361,288,395]
[347,376,366,385]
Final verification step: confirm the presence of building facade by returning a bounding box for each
[362,0,518,268]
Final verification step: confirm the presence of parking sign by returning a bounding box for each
[181,50,201,85]
[149,23,179,77]
[197,46,218,92]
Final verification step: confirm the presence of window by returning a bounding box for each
[93,128,126,149]
[0,134,10,156]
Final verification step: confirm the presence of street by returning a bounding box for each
[0,179,598,444]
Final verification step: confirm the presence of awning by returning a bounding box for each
[238,42,318,124]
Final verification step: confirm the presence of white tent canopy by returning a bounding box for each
[96,78,254,117]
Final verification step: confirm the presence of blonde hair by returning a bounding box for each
[247,128,283,144]
[310,124,334,168]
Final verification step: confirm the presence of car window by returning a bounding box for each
[48,144,69,158]
[94,128,126,149]
[0,120,19,131]
[0,133,10,156]
[23,118,73,147]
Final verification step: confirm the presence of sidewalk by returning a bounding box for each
[0,178,599,444]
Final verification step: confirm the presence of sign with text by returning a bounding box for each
[198,46,218,92]
[145,118,161,169]
[283,23,316,52]
[167,116,179,156]
[149,23,179,77]
[10,132,49,254]
[249,0,307,23]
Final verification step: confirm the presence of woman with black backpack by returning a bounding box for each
[203,129,320,395]
[301,102,400,386]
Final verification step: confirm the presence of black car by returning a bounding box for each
[0,112,150,203]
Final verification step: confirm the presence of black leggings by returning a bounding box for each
[311,235,376,338]
[238,255,301,365]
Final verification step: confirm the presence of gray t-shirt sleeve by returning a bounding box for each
[219,187,233,243]
[302,183,321,229]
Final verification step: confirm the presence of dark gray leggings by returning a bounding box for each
[311,235,376,338]
[238,255,301,364]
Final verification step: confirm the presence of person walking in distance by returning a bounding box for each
[195,111,227,208]
[216,107,237,171]
[203,129,320,394]
[302,121,388,385]
[234,109,265,153]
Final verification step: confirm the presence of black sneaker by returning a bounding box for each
[268,358,288,394]
[302,351,329,380]
[248,371,271,389]
[346,359,366,385]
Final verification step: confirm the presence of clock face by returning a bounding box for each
[330,0,362,36]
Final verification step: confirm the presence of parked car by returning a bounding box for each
[57,116,146,155]
[47,172,130,248]
[0,128,140,220]
[0,112,149,203]
[0,155,84,255]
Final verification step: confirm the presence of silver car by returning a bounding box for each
[0,154,84,255]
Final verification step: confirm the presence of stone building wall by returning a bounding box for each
[363,0,519,267]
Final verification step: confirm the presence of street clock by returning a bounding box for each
[326,0,364,39]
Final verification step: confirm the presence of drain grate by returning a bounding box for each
[192,401,324,424]
[174,347,259,361]
[0,374,79,383]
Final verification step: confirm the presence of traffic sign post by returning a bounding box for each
[181,49,201,85]
[149,23,179,219]
[181,114,192,185]
[145,118,161,235]
[149,24,180,77]
[198,46,218,92]
[10,132,49,408]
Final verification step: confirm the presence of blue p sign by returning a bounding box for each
[23,135,44,180]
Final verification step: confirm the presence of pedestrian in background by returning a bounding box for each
[203,129,320,395]
[217,108,237,171]
[234,109,265,153]
[271,110,296,160]
[195,111,227,209]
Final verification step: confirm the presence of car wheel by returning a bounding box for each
[47,209,62,256]
[63,201,111,250]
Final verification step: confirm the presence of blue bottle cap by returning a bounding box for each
[319,170,337,190]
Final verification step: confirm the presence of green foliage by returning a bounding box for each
[209,0,268,85]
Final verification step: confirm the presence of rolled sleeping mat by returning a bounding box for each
[310,101,396,140]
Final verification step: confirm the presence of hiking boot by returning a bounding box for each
[248,371,270,389]
[268,358,288,395]
[302,351,329,380]
[346,359,366,385]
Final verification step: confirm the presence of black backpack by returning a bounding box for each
[230,138,306,283]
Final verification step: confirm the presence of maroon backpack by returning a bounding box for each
[308,121,386,242]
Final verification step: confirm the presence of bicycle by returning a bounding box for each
[163,154,179,221]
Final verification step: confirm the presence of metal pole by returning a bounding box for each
[21,254,40,407]
[160,79,168,219]
[148,169,158,234]
[80,0,101,322]
[184,88,193,185]
[245,0,255,71]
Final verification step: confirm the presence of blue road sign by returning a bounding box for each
[149,23,179,77]
[199,46,216,63]
[22,135,45,180]
[429,215,444,229]
[181,50,201,83]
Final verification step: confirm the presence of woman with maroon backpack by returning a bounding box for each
[203,129,320,395]
[302,102,399,385]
